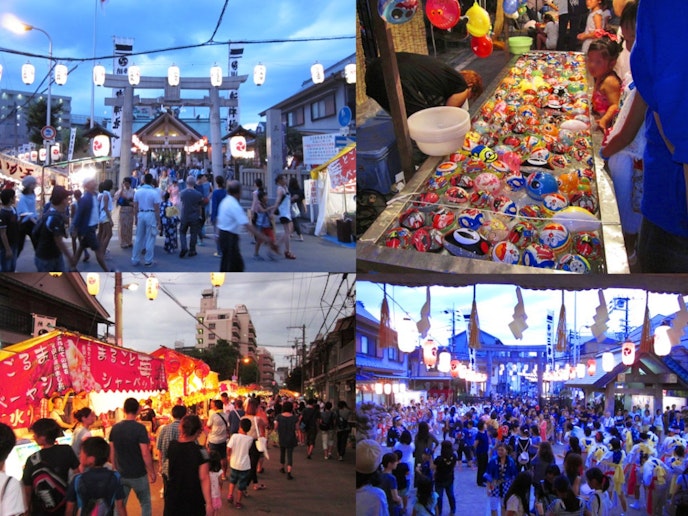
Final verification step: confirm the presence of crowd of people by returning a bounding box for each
[0,162,311,272]
[0,393,353,515]
[357,394,688,516]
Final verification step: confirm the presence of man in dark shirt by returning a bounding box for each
[0,188,20,272]
[365,52,484,118]
[299,398,320,460]
[34,186,74,272]
[179,175,203,258]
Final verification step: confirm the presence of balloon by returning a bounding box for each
[378,0,419,24]
[470,35,493,57]
[425,0,461,30]
[503,0,518,15]
[465,1,491,37]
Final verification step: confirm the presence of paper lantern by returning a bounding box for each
[576,363,585,379]
[397,317,419,353]
[374,382,383,395]
[383,383,392,395]
[54,64,68,85]
[423,338,438,368]
[602,352,615,372]
[86,273,100,296]
[344,63,356,84]
[145,277,159,301]
[92,64,105,86]
[392,383,399,394]
[210,273,225,287]
[195,362,210,379]
[210,64,222,87]
[458,363,467,379]
[621,341,635,365]
[654,325,672,356]
[253,63,266,86]
[450,359,461,378]
[229,136,247,158]
[128,64,140,86]
[91,134,110,157]
[587,358,596,376]
[168,64,180,86]
[437,351,451,372]
[165,353,181,375]
[22,62,35,85]
[30,150,38,162]
[51,145,60,160]
[310,62,324,84]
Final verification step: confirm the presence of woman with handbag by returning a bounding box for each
[242,397,267,491]
[288,177,305,241]
[114,177,136,248]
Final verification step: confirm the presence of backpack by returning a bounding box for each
[517,438,531,465]
[31,211,48,248]
[319,411,333,431]
[337,411,349,431]
[28,450,68,513]
[74,470,120,516]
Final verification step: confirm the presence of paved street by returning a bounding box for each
[15,221,355,273]
[128,432,354,515]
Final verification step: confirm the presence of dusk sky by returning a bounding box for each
[0,0,355,128]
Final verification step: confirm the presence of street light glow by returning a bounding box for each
[2,14,31,34]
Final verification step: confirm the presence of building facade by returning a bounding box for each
[194,289,257,358]
[256,347,275,390]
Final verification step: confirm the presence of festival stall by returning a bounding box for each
[0,152,70,206]
[150,347,218,408]
[313,143,356,241]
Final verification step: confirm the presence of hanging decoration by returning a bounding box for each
[128,64,141,86]
[383,383,392,395]
[167,64,180,86]
[425,0,461,30]
[397,316,419,353]
[379,286,394,349]
[417,286,431,338]
[54,64,68,85]
[450,359,461,378]
[602,352,615,372]
[423,338,438,368]
[509,287,528,339]
[92,64,105,86]
[576,363,585,379]
[437,350,451,372]
[468,346,476,370]
[587,358,596,376]
[210,273,225,287]
[545,311,554,368]
[470,35,493,58]
[590,290,609,342]
[344,63,356,84]
[465,1,491,37]
[555,292,567,352]
[145,277,159,301]
[468,286,481,350]
[668,295,688,346]
[621,341,636,366]
[210,64,222,87]
[639,293,652,354]
[378,0,419,24]
[375,382,383,395]
[310,62,325,84]
[654,325,672,357]
[86,273,100,296]
[22,62,35,85]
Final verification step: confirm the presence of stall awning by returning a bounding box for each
[150,346,216,400]
[0,331,167,428]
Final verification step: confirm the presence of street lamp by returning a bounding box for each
[4,14,53,165]
[234,356,257,386]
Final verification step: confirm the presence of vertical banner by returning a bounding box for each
[546,310,554,368]
[111,37,134,158]
[67,127,77,162]
[468,346,476,371]
[227,46,243,131]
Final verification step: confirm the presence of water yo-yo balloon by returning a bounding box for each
[465,1,491,37]
[378,0,420,24]
[425,0,461,30]
[470,35,493,58]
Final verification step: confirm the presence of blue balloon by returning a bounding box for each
[503,0,519,15]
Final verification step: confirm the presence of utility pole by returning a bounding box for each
[288,325,306,396]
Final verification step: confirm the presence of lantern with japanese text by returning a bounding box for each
[92,64,105,86]
[91,134,110,158]
[437,350,451,373]
[168,64,180,86]
[621,341,635,365]
[397,317,419,353]
[210,64,222,87]
[253,63,266,86]
[423,338,438,368]
[576,363,585,379]
[587,358,596,376]
[602,352,614,372]
[450,359,461,378]
[128,64,141,86]
[165,353,181,375]
[654,325,672,356]
[54,64,68,85]
[145,277,159,301]
[86,273,100,296]
[22,62,35,85]
[344,63,356,84]
[310,62,324,84]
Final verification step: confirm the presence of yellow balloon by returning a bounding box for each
[466,1,491,37]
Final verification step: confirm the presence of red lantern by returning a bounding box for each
[165,353,181,375]
[450,359,461,378]
[621,341,636,366]
[195,362,210,379]
[587,358,596,376]
[470,35,493,58]
[425,0,461,30]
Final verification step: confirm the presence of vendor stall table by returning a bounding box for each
[357,51,629,274]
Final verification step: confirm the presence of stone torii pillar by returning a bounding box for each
[103,74,247,184]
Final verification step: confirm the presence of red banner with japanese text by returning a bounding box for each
[0,331,166,429]
[326,145,356,194]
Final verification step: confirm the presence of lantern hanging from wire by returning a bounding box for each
[383,383,392,395]
[397,316,419,353]
[344,63,356,84]
[167,64,180,86]
[86,273,100,296]
[450,359,461,378]
[145,277,159,301]
[621,341,636,365]
[128,64,140,86]
[576,363,585,379]
[54,64,68,85]
[310,62,324,84]
[253,63,266,86]
[602,352,615,372]
[22,62,35,85]
[210,273,225,287]
[210,64,222,87]
[92,64,105,86]
[374,382,383,395]
[437,350,451,373]
[587,358,596,376]
[422,338,438,368]
[654,325,672,356]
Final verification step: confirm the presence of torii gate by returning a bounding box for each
[103,74,248,183]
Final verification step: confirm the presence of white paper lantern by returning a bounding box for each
[145,277,159,301]
[128,64,140,86]
[210,65,222,87]
[54,64,68,85]
[168,64,180,86]
[91,134,110,157]
[86,273,100,296]
[22,62,35,85]
[38,148,46,162]
[602,352,615,372]
[229,136,247,158]
[344,63,356,84]
[210,273,225,287]
[92,64,105,86]
[253,63,266,86]
[310,62,324,84]
[654,325,672,356]
[51,144,60,160]
[621,341,636,366]
[458,363,467,379]
[0,64,3,81]
[392,383,399,394]
[30,150,38,162]
[397,317,419,353]
[374,382,383,395]
[383,383,392,395]
[576,363,585,379]
[437,351,451,373]
[423,338,438,368]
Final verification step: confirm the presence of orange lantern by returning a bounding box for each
[195,362,210,379]
[450,360,461,378]
[423,339,438,368]
[621,341,635,366]
[165,353,181,375]
[587,358,596,376]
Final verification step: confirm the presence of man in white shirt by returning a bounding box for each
[131,173,161,267]
[216,180,273,272]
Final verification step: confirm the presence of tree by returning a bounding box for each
[285,366,303,393]
[239,361,259,386]
[26,98,63,146]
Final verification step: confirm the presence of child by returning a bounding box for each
[380,452,403,516]
[413,476,438,516]
[253,189,275,261]
[585,467,611,516]
[586,37,622,132]
[600,437,627,513]
[0,423,26,516]
[227,418,253,509]
[392,449,410,513]
[536,13,559,50]
[577,0,606,54]
[65,436,126,516]
[208,450,223,516]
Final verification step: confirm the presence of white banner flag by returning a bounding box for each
[32,314,57,337]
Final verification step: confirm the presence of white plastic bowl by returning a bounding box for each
[407,106,471,156]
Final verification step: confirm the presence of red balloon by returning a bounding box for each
[470,35,493,58]
[425,0,461,30]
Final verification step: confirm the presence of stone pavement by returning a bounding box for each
[128,432,354,515]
